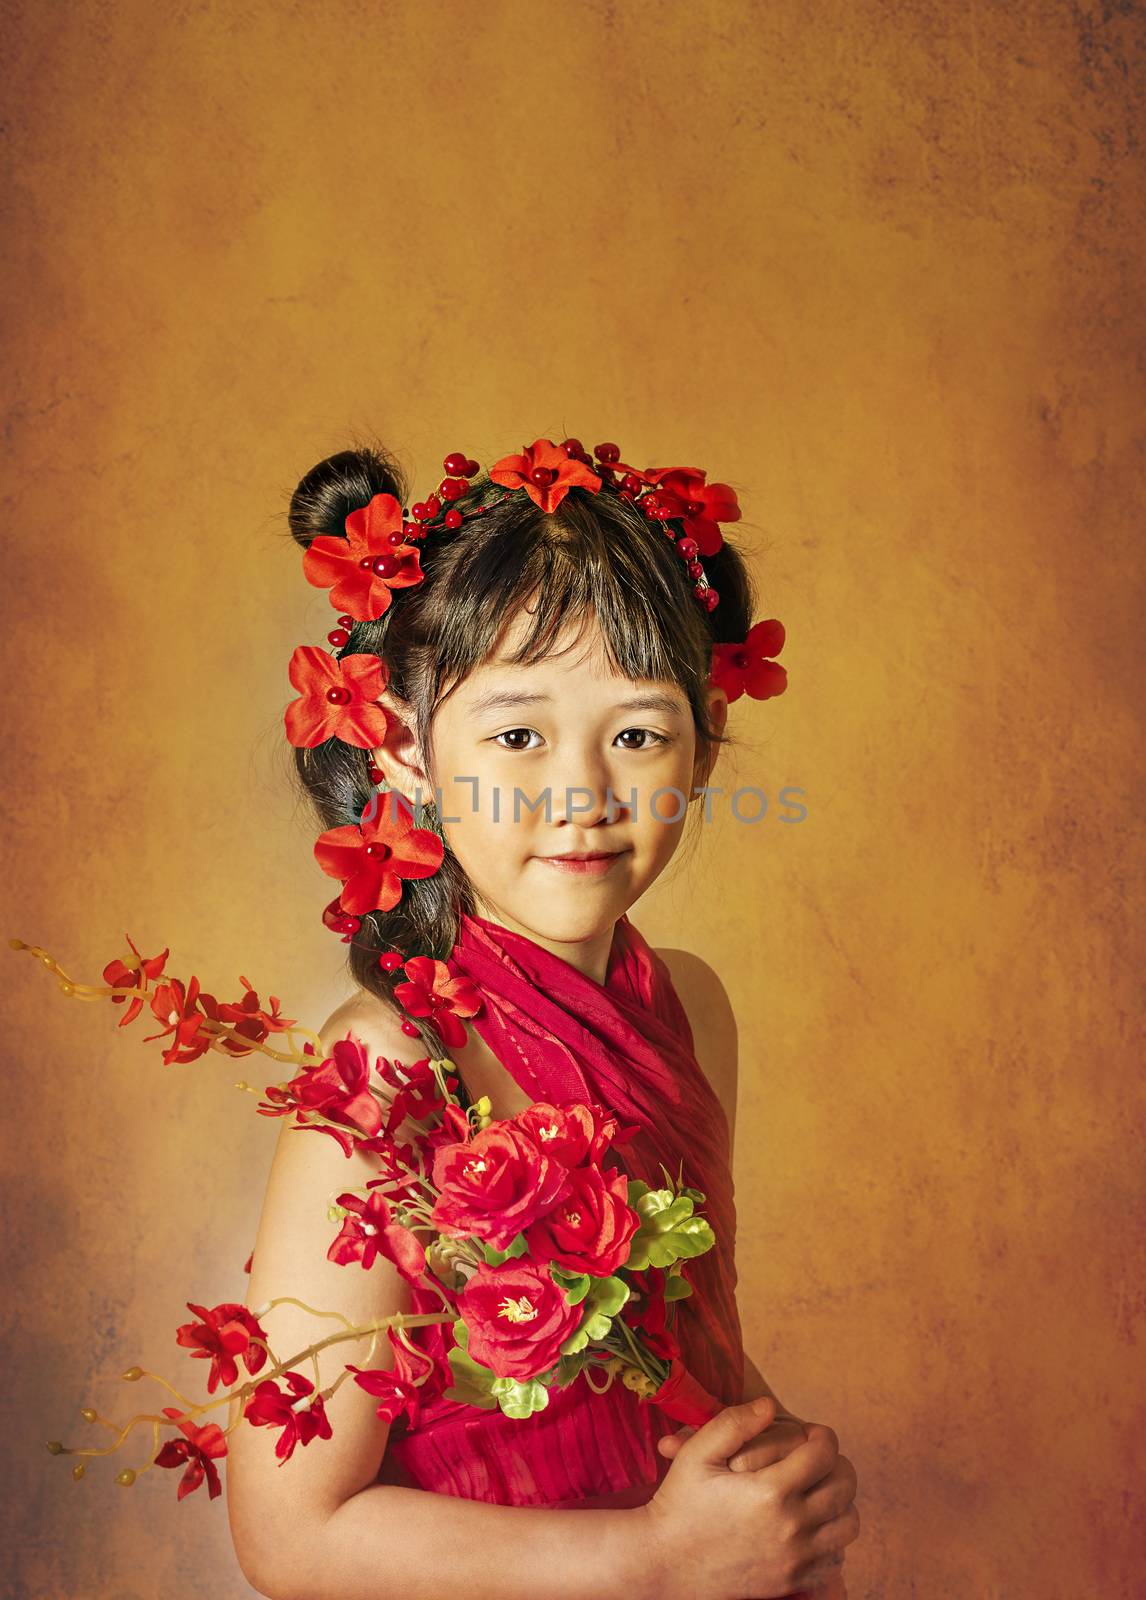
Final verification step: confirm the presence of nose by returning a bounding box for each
[547,754,633,828]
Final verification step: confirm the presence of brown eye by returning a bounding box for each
[493,728,539,751]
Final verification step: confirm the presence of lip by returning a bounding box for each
[535,849,630,876]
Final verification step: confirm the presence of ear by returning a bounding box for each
[693,684,729,792]
[371,688,433,807]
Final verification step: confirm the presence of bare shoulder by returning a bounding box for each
[317,989,412,1061]
[654,947,739,1151]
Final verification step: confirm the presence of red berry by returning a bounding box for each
[594,442,620,464]
[464,458,479,476]
[327,628,350,647]
[411,501,428,522]
[676,536,699,559]
[444,508,463,529]
[529,466,556,487]
[686,559,704,579]
[371,553,399,578]
[378,951,404,972]
[443,452,469,475]
[337,615,354,628]
[424,495,441,517]
[326,686,352,704]
[400,1020,421,1038]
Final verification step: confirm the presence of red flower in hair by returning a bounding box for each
[243,1372,332,1464]
[489,438,601,513]
[154,1409,227,1500]
[284,646,391,749]
[643,466,740,557]
[102,936,169,1027]
[175,1301,269,1393]
[709,619,787,702]
[393,957,482,1049]
[142,976,214,1064]
[327,1187,426,1281]
[302,492,424,621]
[313,798,445,916]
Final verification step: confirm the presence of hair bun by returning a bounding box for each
[287,446,409,551]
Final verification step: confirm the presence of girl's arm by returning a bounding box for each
[226,1000,662,1600]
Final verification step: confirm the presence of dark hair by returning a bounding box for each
[284,438,760,1055]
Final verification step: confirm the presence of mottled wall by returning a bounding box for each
[2,1,1142,1596]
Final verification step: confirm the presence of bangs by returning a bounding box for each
[424,482,711,714]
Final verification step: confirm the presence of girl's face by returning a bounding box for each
[381,606,727,971]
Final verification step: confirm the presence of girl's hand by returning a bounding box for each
[657,1411,810,1473]
[639,1395,861,1600]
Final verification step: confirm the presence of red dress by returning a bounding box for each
[379,911,848,1595]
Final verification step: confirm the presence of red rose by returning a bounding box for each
[516,1099,640,1165]
[523,1163,640,1277]
[430,1121,570,1251]
[459,1258,583,1381]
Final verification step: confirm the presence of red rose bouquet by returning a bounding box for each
[14,933,724,1502]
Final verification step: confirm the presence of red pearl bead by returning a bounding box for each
[326,686,352,704]
[411,501,428,521]
[365,842,392,859]
[327,628,350,647]
[529,466,556,487]
[704,588,720,611]
[464,458,479,476]
[686,559,704,579]
[378,951,404,972]
[444,508,463,529]
[676,536,699,559]
[367,764,385,784]
[687,500,704,516]
[594,442,620,464]
[443,452,469,475]
[424,495,441,516]
[400,1020,420,1037]
[337,914,361,936]
[562,437,584,456]
[371,553,399,578]
[440,478,467,501]
[386,529,405,546]
[403,521,422,539]
[337,614,354,628]
[359,555,374,569]
[622,473,643,494]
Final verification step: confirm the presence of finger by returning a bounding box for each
[766,1423,839,1496]
[727,1419,808,1471]
[804,1456,858,1524]
[686,1395,779,1468]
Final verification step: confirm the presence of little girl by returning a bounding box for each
[226,436,859,1600]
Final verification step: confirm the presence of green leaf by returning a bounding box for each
[549,1267,591,1306]
[663,1274,694,1301]
[490,1376,551,1419]
[442,1345,499,1409]
[480,1231,529,1266]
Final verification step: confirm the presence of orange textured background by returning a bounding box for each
[2,2,1143,1596]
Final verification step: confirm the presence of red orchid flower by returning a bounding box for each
[374,1054,452,1132]
[256,1035,385,1157]
[313,796,445,916]
[101,936,169,1027]
[154,1408,227,1501]
[642,466,741,557]
[141,976,215,1065]
[243,1372,332,1464]
[393,957,483,1050]
[283,646,391,749]
[488,437,601,513]
[302,492,425,621]
[175,1301,269,1393]
[709,618,788,702]
[327,1188,427,1281]
[347,1322,446,1429]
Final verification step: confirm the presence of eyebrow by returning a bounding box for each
[466,690,688,719]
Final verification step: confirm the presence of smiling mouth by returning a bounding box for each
[534,849,630,875]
